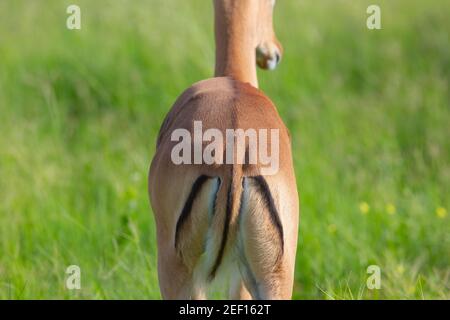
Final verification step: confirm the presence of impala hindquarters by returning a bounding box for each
[149,0,299,300]
[149,77,298,299]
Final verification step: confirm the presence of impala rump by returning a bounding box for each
[174,169,285,290]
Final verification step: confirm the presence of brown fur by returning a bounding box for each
[148,0,298,299]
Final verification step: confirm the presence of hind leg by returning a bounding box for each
[155,178,220,299]
[157,242,200,299]
[239,250,296,299]
[229,272,252,300]
[157,249,189,299]
[238,176,299,299]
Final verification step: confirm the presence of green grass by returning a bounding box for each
[0,0,449,299]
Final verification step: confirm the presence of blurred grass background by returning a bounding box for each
[0,0,449,299]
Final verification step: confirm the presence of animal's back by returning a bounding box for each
[149,77,298,299]
[156,77,289,149]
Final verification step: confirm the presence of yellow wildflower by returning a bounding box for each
[436,207,447,219]
[396,264,405,275]
[386,203,396,215]
[359,202,370,215]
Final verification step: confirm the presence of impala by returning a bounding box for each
[149,0,299,299]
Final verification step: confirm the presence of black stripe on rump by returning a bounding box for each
[249,175,284,256]
[209,182,233,280]
[174,175,210,249]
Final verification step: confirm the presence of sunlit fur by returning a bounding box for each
[148,0,298,299]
